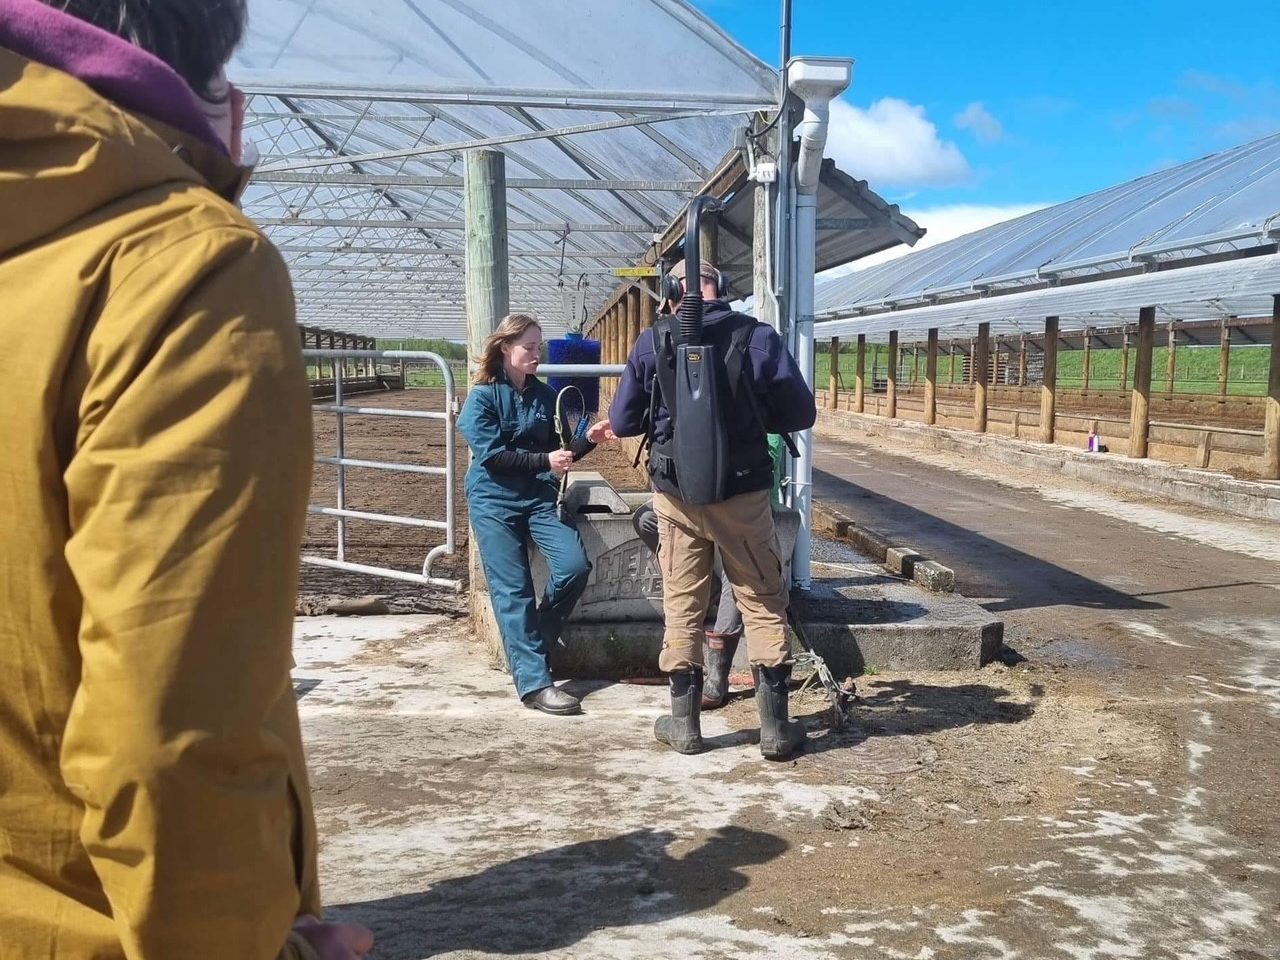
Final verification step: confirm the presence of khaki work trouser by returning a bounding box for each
[654,488,791,672]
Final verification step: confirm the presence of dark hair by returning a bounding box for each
[46,0,247,101]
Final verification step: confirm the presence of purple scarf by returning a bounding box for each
[0,0,226,152]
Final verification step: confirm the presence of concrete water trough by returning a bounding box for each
[471,473,1002,681]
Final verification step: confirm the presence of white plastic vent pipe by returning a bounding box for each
[786,57,852,590]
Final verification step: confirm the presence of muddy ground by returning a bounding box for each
[293,388,1280,958]
[297,609,1276,959]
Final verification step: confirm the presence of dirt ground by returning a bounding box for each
[292,387,1280,958]
[296,608,1277,959]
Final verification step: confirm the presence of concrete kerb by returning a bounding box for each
[812,501,956,594]
[817,408,1280,523]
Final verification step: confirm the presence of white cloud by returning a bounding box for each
[824,97,971,188]
[823,202,1054,276]
[954,101,1004,143]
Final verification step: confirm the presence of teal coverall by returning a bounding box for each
[459,373,592,699]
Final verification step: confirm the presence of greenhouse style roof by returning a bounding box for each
[230,0,780,339]
[815,132,1280,340]
[231,0,922,340]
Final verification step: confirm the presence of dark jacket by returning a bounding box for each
[459,372,594,506]
[609,301,816,499]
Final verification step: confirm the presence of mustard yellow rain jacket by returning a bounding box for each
[0,46,322,960]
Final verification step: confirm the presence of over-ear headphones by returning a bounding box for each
[659,265,729,305]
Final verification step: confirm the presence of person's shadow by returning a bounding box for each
[329,826,787,959]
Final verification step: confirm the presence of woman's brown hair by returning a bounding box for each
[471,313,542,385]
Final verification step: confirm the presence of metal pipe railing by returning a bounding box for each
[303,348,460,591]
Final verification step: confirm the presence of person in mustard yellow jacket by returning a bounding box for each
[0,2,371,958]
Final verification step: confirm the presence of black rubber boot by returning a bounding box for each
[654,668,704,754]
[701,632,740,710]
[753,664,806,761]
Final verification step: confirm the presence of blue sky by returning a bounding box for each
[694,0,1280,253]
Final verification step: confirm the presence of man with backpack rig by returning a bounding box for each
[600,259,817,758]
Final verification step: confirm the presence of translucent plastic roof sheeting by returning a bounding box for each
[817,254,1280,343]
[230,0,779,339]
[714,159,923,296]
[815,132,1280,339]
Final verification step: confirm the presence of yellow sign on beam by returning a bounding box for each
[612,266,659,278]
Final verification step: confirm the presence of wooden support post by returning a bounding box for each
[699,211,719,269]
[1219,318,1232,398]
[1197,431,1214,470]
[642,279,657,330]
[1264,295,1280,480]
[886,330,898,418]
[949,341,958,384]
[616,304,625,366]
[614,301,625,366]
[1129,306,1156,459]
[751,180,778,329]
[1040,316,1059,444]
[626,286,642,359]
[974,322,990,433]
[1120,328,1131,391]
[854,334,866,413]
[1018,334,1028,387]
[464,149,510,370]
[1166,321,1177,395]
[1082,329,1093,392]
[925,328,939,425]
[827,337,840,409]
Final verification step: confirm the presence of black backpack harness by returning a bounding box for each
[632,316,801,473]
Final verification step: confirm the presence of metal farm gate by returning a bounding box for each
[303,348,462,591]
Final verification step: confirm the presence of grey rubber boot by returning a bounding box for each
[753,664,806,760]
[701,632,740,710]
[654,668,704,754]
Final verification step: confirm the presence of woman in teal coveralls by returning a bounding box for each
[460,314,612,716]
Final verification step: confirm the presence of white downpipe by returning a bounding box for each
[786,58,852,590]
[791,191,818,588]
